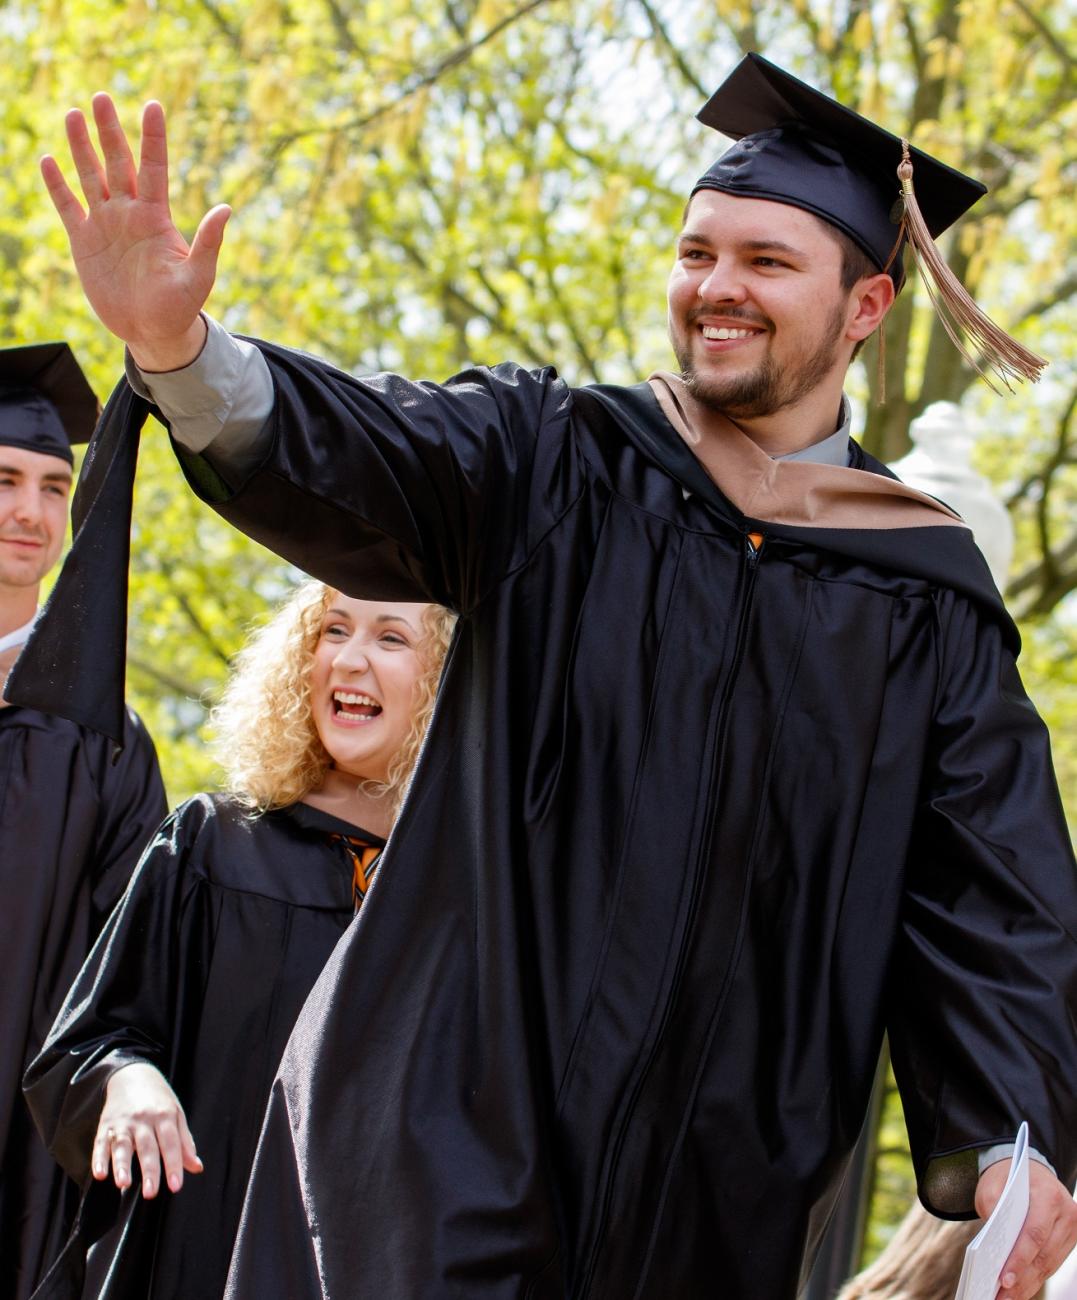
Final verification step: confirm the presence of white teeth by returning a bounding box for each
[334,691,379,707]
[702,326,755,340]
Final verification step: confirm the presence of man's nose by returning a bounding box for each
[12,484,44,526]
[697,258,748,305]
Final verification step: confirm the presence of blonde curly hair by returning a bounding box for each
[836,1201,1045,1300]
[212,580,455,815]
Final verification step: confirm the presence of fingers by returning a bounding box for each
[155,1109,203,1193]
[188,204,232,278]
[177,1108,204,1177]
[40,155,87,233]
[64,107,108,208]
[154,1114,185,1194]
[997,1224,1049,1299]
[131,1121,162,1199]
[107,1128,135,1190]
[91,1120,113,1181]
[92,92,137,200]
[137,100,170,207]
[92,1083,202,1198]
[998,1193,1077,1300]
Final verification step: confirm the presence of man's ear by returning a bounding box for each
[846,272,895,342]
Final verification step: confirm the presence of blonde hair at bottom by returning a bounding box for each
[837,1201,1044,1300]
[210,580,455,817]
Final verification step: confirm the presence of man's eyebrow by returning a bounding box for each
[740,238,807,257]
[676,232,808,259]
[0,463,72,483]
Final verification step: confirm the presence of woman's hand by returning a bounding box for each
[92,1062,203,1198]
[41,94,230,373]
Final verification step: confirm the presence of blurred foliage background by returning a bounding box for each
[1,0,1072,1276]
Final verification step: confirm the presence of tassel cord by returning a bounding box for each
[896,141,1047,394]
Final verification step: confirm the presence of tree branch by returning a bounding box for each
[156,559,235,668]
[1014,271,1077,328]
[1008,0,1075,80]
[1005,385,1077,614]
[634,0,707,98]
[1007,533,1077,617]
[267,0,559,156]
[322,0,364,57]
[193,0,241,47]
[128,653,212,702]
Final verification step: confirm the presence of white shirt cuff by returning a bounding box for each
[978,1143,1055,1177]
[125,315,274,467]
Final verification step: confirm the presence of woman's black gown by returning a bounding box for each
[24,794,381,1299]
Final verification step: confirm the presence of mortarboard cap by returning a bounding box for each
[0,342,100,466]
[691,53,987,287]
[690,53,1045,390]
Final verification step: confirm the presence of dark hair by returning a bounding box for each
[831,225,882,291]
[821,220,888,359]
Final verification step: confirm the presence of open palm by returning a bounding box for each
[41,94,230,369]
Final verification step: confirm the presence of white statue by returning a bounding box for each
[888,402,1014,590]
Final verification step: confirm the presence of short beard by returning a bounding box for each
[675,300,847,419]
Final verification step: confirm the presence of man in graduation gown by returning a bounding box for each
[0,345,167,1299]
[27,57,1077,1299]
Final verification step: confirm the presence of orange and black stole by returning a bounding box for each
[329,834,382,911]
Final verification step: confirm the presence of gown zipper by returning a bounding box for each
[575,529,765,1298]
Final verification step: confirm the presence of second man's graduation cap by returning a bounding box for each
[0,342,100,463]
[689,53,1044,390]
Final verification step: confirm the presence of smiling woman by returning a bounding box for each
[23,581,454,1299]
[216,582,455,831]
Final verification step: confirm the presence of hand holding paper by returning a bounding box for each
[960,1123,1077,1300]
[955,1123,1030,1300]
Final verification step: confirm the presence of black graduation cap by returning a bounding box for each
[690,53,1045,390]
[0,342,100,465]
[692,53,986,286]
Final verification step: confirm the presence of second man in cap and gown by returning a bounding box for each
[0,344,166,1299]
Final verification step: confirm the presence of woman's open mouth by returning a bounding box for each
[332,690,383,723]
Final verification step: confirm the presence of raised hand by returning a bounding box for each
[41,94,231,372]
[92,1062,203,1198]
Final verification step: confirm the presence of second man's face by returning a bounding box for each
[666,191,855,419]
[0,445,71,592]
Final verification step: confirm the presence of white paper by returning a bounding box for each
[953,1121,1030,1300]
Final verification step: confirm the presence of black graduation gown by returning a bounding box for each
[23,794,379,1300]
[0,705,165,1300]
[25,351,1077,1300]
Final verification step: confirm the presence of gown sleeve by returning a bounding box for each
[23,798,204,1185]
[86,707,168,922]
[170,344,580,614]
[888,587,1077,1216]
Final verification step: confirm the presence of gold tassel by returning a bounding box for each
[895,140,1047,393]
[876,316,887,405]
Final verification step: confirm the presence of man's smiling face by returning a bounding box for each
[0,445,71,593]
[666,190,856,419]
